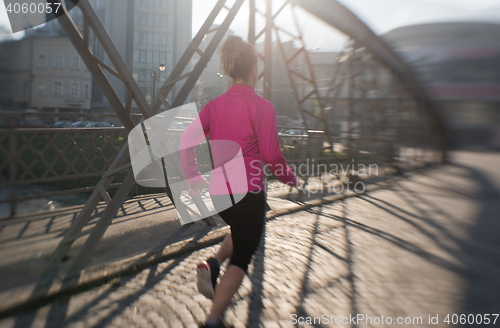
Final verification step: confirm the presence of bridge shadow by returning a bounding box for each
[2,162,499,327]
[0,194,178,294]
[352,163,500,325]
[10,223,209,328]
[453,164,500,322]
[0,194,175,245]
[241,162,500,327]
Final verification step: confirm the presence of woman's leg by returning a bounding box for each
[201,192,265,326]
[196,234,233,302]
[207,265,246,321]
[214,233,233,264]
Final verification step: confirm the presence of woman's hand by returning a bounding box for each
[189,178,209,197]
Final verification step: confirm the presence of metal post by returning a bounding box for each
[152,68,156,105]
[263,0,272,100]
[248,0,255,45]
[9,118,17,217]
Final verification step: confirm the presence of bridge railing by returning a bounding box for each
[0,112,440,219]
[0,112,140,217]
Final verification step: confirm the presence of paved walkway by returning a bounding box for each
[1,151,499,327]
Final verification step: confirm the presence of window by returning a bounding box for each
[154,14,160,27]
[53,81,63,96]
[167,0,174,10]
[161,0,167,8]
[38,54,47,68]
[19,57,28,69]
[133,49,139,62]
[70,82,80,100]
[147,32,153,45]
[154,32,160,45]
[160,51,166,64]
[160,14,167,27]
[167,33,173,47]
[167,13,174,28]
[141,0,148,7]
[140,31,147,44]
[133,68,139,81]
[140,50,146,63]
[134,12,140,25]
[160,33,167,46]
[155,0,161,7]
[148,13,154,26]
[53,54,64,68]
[71,55,80,69]
[167,51,173,65]
[134,30,139,43]
[139,69,146,82]
[147,51,152,63]
[21,82,27,96]
[38,81,46,96]
[141,13,147,25]
[153,51,159,65]
[85,83,90,99]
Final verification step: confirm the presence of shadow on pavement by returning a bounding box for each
[3,157,500,327]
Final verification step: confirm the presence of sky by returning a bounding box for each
[1,0,499,50]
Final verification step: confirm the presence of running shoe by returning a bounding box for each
[199,321,226,328]
[197,257,220,300]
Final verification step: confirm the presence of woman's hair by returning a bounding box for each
[220,36,258,82]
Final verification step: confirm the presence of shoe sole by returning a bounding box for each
[197,262,215,300]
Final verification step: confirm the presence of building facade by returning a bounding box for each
[0,29,92,116]
[88,0,192,120]
[383,22,500,149]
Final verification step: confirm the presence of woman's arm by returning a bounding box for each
[180,103,211,189]
[254,104,297,187]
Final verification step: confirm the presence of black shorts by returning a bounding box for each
[211,191,266,272]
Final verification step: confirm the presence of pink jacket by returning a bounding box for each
[181,84,297,195]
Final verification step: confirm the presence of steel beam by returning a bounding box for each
[151,0,229,113]
[263,0,273,100]
[290,0,448,157]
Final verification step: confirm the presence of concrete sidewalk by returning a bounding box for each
[1,151,499,327]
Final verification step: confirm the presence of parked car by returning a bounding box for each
[18,120,50,128]
[52,121,72,128]
[70,121,91,128]
[278,128,308,147]
[85,122,114,128]
[169,121,191,130]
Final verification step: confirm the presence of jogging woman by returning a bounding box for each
[181,35,297,328]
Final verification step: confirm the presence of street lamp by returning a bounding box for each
[152,62,166,104]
